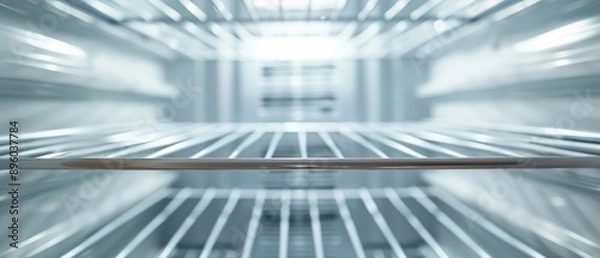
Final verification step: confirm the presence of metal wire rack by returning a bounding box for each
[5,122,600,257]
[7,122,600,171]
[6,187,599,258]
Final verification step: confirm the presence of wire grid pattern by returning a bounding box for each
[6,122,600,170]
[5,187,598,257]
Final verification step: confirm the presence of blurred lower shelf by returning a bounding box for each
[4,187,599,258]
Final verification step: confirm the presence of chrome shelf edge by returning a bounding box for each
[14,156,600,170]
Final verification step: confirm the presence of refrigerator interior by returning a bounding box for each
[1,0,600,257]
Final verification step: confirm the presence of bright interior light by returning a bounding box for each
[251,0,346,10]
[252,37,341,60]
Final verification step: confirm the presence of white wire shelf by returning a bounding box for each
[6,122,600,170]
[6,187,598,258]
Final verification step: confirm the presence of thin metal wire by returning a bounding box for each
[2,126,147,155]
[384,0,411,20]
[334,190,367,258]
[174,0,241,57]
[50,141,145,158]
[410,0,443,20]
[370,124,466,157]
[25,214,97,257]
[385,188,449,258]
[148,0,182,21]
[423,121,600,149]
[13,137,130,158]
[62,190,170,258]
[357,0,380,21]
[241,190,266,258]
[17,125,173,159]
[309,191,325,258]
[298,130,308,158]
[475,192,599,258]
[531,136,600,154]
[116,189,192,258]
[317,131,344,158]
[229,130,265,158]
[16,123,135,140]
[182,188,420,199]
[405,130,524,157]
[17,156,600,170]
[340,127,389,158]
[437,121,600,143]
[192,131,248,158]
[105,135,189,157]
[158,189,216,258]
[26,187,168,257]
[463,182,597,257]
[356,128,427,158]
[427,128,592,157]
[2,207,83,257]
[211,0,234,21]
[265,131,284,158]
[279,191,291,258]
[148,125,233,158]
[435,121,600,154]
[411,187,493,258]
[359,188,407,258]
[105,125,214,158]
[210,0,257,53]
[430,188,546,258]
[178,0,208,21]
[559,192,600,248]
[199,190,241,258]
